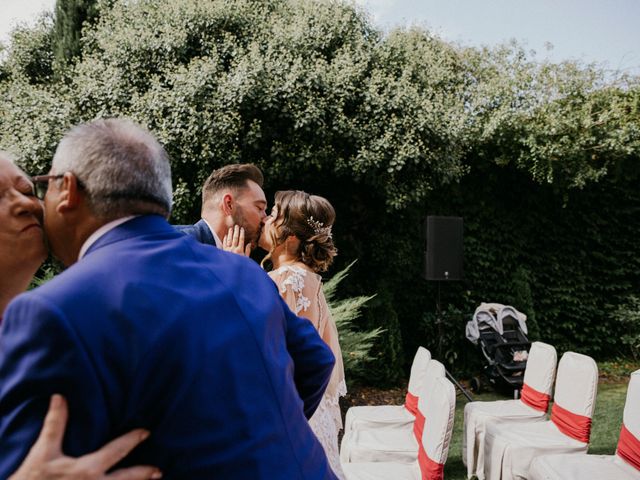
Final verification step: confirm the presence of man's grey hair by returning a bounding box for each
[52,118,172,219]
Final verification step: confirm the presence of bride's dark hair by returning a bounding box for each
[261,190,337,273]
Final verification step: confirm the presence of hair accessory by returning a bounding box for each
[307,216,332,238]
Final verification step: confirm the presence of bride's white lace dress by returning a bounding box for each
[269,265,346,480]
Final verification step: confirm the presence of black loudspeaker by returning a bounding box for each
[424,216,463,281]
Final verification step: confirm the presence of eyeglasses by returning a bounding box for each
[31,174,64,200]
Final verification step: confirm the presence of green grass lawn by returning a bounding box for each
[443,381,629,480]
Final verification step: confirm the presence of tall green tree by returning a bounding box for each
[53,0,100,65]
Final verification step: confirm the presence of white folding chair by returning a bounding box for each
[484,351,598,480]
[529,369,640,480]
[342,376,456,480]
[463,341,557,480]
[340,359,445,464]
[344,347,431,437]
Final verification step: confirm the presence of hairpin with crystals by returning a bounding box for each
[306,216,332,239]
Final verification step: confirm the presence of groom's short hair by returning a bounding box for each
[201,163,264,204]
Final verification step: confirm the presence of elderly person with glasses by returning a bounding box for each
[0,151,161,480]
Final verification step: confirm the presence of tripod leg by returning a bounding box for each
[445,368,474,402]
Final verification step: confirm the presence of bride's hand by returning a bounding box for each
[223,225,251,256]
[10,395,161,480]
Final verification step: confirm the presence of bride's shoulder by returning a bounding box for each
[272,264,308,275]
[271,264,320,290]
[271,264,305,281]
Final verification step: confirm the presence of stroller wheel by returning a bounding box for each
[470,376,483,393]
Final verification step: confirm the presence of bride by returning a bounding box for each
[259,190,346,479]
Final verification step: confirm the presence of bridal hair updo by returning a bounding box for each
[266,190,337,273]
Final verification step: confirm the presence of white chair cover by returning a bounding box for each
[343,461,420,480]
[343,377,456,480]
[463,341,557,480]
[422,376,457,467]
[344,347,431,437]
[529,369,640,480]
[483,351,598,480]
[529,453,640,480]
[340,360,445,464]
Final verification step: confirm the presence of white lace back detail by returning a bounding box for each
[277,266,311,314]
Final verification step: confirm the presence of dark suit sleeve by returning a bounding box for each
[174,221,216,247]
[0,295,106,477]
[279,296,335,419]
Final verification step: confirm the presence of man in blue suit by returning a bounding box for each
[176,163,267,255]
[0,118,337,479]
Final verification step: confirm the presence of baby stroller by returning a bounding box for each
[465,303,531,394]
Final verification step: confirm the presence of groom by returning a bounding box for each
[0,118,337,479]
[176,163,267,255]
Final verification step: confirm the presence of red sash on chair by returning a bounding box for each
[520,383,550,412]
[413,411,425,443]
[405,392,418,416]
[551,403,591,443]
[617,424,640,471]
[418,444,444,480]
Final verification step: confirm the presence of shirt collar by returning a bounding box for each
[78,216,137,261]
[201,218,222,248]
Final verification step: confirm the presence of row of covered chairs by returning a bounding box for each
[340,343,640,480]
[466,341,640,480]
[340,347,456,479]
[529,368,640,479]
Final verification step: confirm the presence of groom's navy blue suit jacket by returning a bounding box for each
[0,215,336,479]
[175,219,216,246]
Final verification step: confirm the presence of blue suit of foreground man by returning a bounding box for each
[0,118,337,479]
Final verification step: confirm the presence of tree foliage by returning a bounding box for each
[324,261,381,380]
[1,0,639,383]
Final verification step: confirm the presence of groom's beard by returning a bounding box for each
[232,207,260,247]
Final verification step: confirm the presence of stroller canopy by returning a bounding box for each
[465,302,528,344]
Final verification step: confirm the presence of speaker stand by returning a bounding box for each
[435,281,444,357]
[435,281,474,402]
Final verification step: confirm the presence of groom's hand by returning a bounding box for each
[10,394,162,480]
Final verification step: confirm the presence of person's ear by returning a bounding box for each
[55,173,83,214]
[286,235,300,250]
[221,193,234,215]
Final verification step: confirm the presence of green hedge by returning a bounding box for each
[2,0,639,384]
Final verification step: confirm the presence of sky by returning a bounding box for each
[355,0,640,75]
[1,0,639,75]
[1,0,54,41]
